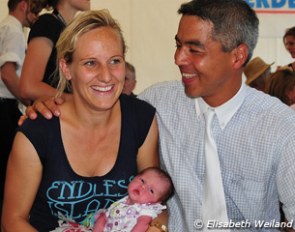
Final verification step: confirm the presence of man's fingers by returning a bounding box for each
[34,100,54,119]
[25,106,38,119]
[18,115,28,126]
[44,98,61,117]
[18,105,38,126]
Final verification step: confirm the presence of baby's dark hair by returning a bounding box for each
[138,167,174,203]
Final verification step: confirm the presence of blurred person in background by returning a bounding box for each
[0,0,44,219]
[265,69,295,109]
[280,26,295,72]
[123,61,137,97]
[244,56,273,92]
[19,0,90,103]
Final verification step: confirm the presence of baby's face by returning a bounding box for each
[128,171,168,204]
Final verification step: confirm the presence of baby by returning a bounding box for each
[93,167,173,232]
[51,167,173,232]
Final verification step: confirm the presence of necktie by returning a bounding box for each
[202,108,229,231]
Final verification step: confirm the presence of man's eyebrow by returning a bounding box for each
[175,35,205,49]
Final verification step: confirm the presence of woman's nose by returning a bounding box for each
[97,66,112,83]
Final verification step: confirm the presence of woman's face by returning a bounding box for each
[68,0,91,11]
[284,35,295,58]
[63,27,125,111]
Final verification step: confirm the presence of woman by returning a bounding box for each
[20,0,90,103]
[2,10,159,231]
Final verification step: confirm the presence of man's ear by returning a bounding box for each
[59,59,72,80]
[19,0,29,12]
[232,43,248,68]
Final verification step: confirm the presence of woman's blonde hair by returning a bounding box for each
[55,10,126,96]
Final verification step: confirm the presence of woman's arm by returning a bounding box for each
[1,132,42,232]
[136,116,169,232]
[136,116,159,171]
[148,211,169,232]
[19,37,62,102]
[131,215,153,232]
[136,116,169,231]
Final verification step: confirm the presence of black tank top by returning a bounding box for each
[18,95,156,231]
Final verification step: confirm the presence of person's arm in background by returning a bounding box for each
[19,37,71,102]
[1,132,42,232]
[1,62,30,106]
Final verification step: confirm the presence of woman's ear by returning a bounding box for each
[59,59,72,80]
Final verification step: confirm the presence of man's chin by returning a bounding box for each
[184,88,201,99]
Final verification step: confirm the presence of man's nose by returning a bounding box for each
[175,48,190,66]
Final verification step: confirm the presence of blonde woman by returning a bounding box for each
[2,10,160,231]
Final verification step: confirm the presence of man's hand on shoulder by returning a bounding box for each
[18,96,66,126]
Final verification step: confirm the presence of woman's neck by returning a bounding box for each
[56,5,77,25]
[61,98,121,131]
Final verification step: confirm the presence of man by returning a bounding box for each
[139,1,295,231]
[24,0,295,231]
[0,0,42,215]
[123,61,137,96]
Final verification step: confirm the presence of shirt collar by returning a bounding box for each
[8,15,23,30]
[195,82,247,129]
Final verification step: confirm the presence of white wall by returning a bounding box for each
[0,0,293,94]
[91,0,182,94]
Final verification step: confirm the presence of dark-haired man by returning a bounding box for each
[0,0,41,216]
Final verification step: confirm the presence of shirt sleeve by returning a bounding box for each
[0,25,24,68]
[276,131,295,228]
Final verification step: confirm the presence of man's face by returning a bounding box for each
[174,15,243,106]
[284,35,295,59]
